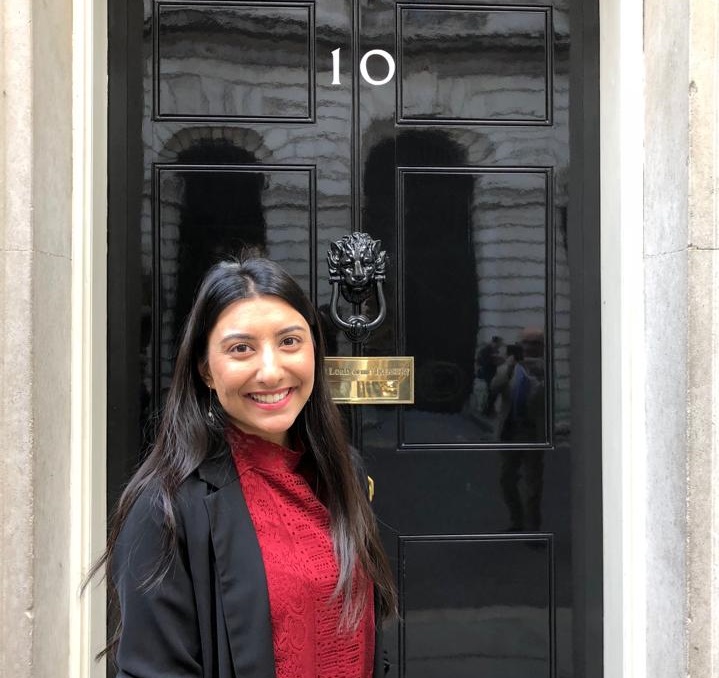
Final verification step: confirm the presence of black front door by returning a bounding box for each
[108,1,601,676]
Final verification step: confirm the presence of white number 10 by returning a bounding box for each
[331,48,396,86]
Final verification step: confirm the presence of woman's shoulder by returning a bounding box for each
[113,472,214,578]
[119,471,210,537]
[117,449,236,543]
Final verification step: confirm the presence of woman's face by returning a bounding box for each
[202,294,315,447]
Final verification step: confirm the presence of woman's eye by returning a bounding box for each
[281,336,299,347]
[229,343,250,354]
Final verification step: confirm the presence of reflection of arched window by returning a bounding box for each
[364,131,477,413]
[172,140,267,340]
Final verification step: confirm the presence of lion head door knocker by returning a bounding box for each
[326,232,387,343]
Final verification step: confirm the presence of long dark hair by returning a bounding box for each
[87,257,396,658]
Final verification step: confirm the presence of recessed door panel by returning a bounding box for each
[155,2,315,121]
[400,536,554,677]
[397,4,552,123]
[152,165,315,401]
[397,168,550,445]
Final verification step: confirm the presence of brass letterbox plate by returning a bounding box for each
[325,357,414,405]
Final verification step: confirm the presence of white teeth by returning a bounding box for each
[249,389,290,404]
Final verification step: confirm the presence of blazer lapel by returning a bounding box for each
[199,453,277,678]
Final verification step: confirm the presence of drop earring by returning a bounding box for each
[208,387,215,423]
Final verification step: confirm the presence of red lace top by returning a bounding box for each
[227,427,375,678]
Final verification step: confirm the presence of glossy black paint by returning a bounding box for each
[155,2,316,121]
[396,4,553,124]
[399,535,553,676]
[107,1,601,676]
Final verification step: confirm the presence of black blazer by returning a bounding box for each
[112,450,384,678]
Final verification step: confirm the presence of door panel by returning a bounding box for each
[154,164,316,399]
[108,0,600,676]
[400,535,553,677]
[155,3,316,121]
[396,4,552,124]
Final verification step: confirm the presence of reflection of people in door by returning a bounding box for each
[494,327,546,531]
[475,336,504,415]
[491,327,545,442]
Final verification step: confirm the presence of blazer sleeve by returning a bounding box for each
[112,487,203,678]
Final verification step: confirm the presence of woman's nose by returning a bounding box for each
[257,346,283,384]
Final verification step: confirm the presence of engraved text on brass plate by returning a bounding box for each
[324,357,414,404]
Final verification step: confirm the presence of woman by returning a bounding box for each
[94,257,395,677]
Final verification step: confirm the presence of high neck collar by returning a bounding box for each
[226,425,303,474]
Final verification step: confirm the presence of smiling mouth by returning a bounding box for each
[248,389,292,404]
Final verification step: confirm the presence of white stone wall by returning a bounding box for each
[1,0,36,666]
[1,0,73,675]
[644,2,690,676]
[684,1,719,676]
[643,0,719,676]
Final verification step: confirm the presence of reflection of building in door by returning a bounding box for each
[364,131,477,414]
[365,138,567,446]
[493,328,547,530]
[150,138,315,403]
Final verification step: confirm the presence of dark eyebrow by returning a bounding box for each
[219,332,253,343]
[219,326,308,343]
[277,325,308,336]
